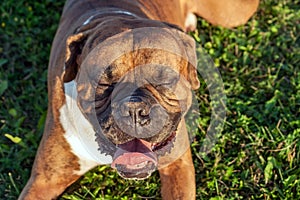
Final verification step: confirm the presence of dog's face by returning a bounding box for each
[95,53,193,179]
[63,19,199,179]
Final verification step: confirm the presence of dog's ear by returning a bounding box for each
[187,64,200,90]
[176,32,200,90]
[63,32,88,82]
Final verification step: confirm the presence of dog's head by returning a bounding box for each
[63,18,199,179]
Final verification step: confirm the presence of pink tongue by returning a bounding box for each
[111,139,157,169]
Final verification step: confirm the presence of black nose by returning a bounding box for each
[112,94,168,138]
[119,96,151,126]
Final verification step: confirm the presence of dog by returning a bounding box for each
[18,0,259,199]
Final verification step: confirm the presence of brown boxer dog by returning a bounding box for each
[19,0,259,199]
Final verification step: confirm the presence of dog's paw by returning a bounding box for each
[184,12,197,32]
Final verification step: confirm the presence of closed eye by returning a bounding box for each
[151,67,179,87]
[95,83,115,112]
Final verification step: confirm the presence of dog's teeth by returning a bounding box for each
[151,143,159,151]
[127,161,148,169]
[136,161,148,168]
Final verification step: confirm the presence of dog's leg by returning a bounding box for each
[159,148,195,200]
[183,0,259,28]
[18,129,83,200]
[18,79,85,200]
[18,144,81,200]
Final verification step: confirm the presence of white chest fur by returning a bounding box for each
[60,80,112,175]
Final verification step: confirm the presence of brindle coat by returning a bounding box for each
[19,0,259,199]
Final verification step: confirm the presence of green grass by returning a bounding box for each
[1,0,299,199]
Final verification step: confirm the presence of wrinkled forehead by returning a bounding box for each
[75,27,197,116]
[76,27,196,84]
[97,50,187,85]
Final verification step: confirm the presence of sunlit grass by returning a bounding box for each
[0,0,299,199]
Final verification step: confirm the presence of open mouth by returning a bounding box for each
[111,132,176,179]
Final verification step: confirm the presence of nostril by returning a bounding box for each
[137,108,143,117]
[138,108,148,117]
[120,102,144,116]
[116,96,152,127]
[132,108,148,124]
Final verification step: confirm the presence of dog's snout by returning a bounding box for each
[111,91,169,139]
[120,97,151,126]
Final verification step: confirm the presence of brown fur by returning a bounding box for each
[19,0,259,199]
[190,0,259,28]
[159,148,195,199]
[20,77,81,200]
